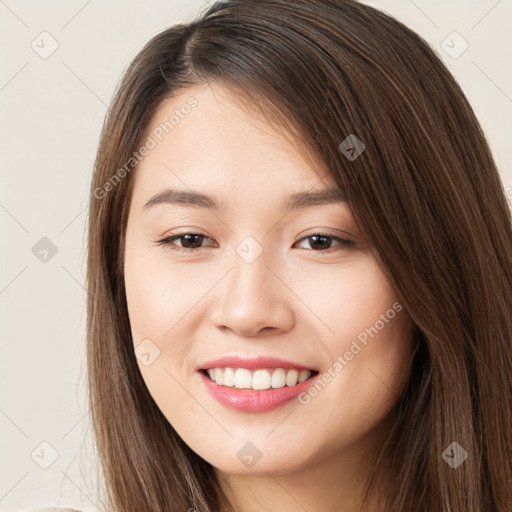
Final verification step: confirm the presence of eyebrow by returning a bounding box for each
[142,187,347,212]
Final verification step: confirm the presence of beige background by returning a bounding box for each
[1,1,510,510]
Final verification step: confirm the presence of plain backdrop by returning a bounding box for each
[1,0,511,510]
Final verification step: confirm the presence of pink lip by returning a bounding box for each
[197,355,317,372]
[198,370,319,413]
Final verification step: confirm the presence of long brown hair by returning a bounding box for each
[86,1,512,510]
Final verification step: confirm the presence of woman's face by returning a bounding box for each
[123,83,414,477]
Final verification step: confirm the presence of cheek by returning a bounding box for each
[124,244,218,386]
[124,246,195,342]
[293,255,403,344]
[124,247,197,410]
[293,257,413,418]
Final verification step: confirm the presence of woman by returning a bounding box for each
[86,0,512,511]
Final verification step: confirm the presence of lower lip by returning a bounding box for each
[198,370,318,412]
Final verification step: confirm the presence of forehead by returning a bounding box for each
[131,83,331,200]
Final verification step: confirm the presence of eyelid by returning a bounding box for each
[293,227,355,244]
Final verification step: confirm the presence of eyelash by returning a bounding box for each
[154,231,356,254]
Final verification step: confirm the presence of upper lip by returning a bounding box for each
[197,356,318,372]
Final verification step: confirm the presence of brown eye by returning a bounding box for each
[175,234,207,249]
[294,232,356,252]
[155,231,356,254]
[156,233,214,251]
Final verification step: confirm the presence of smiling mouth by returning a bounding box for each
[200,367,319,390]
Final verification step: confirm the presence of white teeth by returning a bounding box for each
[285,369,299,387]
[252,369,271,390]
[223,367,235,387]
[271,368,286,388]
[234,368,252,389]
[298,369,311,383]
[204,367,313,390]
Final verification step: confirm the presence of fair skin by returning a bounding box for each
[123,83,414,512]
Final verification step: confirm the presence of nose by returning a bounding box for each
[210,252,295,337]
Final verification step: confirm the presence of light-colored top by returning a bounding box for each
[24,508,84,512]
